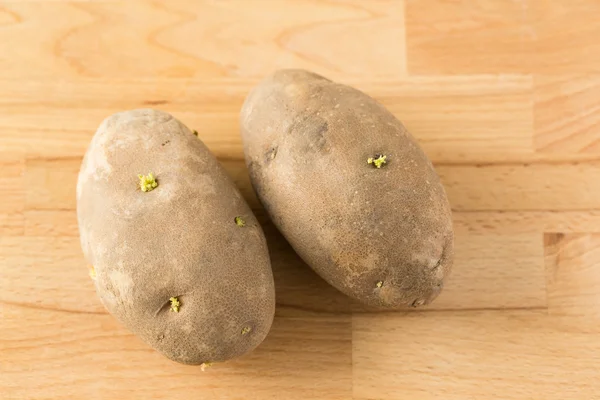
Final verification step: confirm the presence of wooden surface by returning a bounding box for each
[1,0,600,399]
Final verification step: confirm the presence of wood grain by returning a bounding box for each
[545,233,600,319]
[406,0,600,75]
[0,75,534,163]
[1,305,352,400]
[405,0,536,74]
[353,310,600,400]
[534,75,600,153]
[1,0,600,398]
[0,0,406,80]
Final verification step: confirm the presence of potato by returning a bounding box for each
[240,70,453,309]
[77,109,275,365]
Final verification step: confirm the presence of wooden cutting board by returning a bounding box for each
[2,1,600,399]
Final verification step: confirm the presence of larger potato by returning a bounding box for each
[241,70,453,309]
[77,109,275,365]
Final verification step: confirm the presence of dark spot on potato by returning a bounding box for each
[433,238,452,270]
[412,299,425,308]
[162,140,170,146]
[311,121,329,150]
[306,120,329,151]
[286,114,310,135]
[265,146,278,163]
[305,118,328,138]
[313,120,329,136]
[287,114,330,153]
[143,99,169,106]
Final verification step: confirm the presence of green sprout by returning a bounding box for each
[169,297,180,312]
[376,281,383,288]
[234,216,246,227]
[138,172,158,192]
[367,154,387,169]
[241,326,252,335]
[89,265,96,280]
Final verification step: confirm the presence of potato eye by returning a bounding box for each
[138,172,158,192]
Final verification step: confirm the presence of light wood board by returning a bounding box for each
[1,1,600,399]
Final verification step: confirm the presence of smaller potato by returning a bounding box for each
[77,109,275,365]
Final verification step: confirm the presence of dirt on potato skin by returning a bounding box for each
[241,70,454,309]
[77,109,275,365]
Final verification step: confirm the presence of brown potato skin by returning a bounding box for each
[77,109,275,364]
[240,70,453,309]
